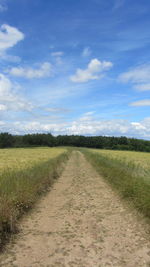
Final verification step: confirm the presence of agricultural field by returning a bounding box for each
[91,149,150,170]
[0,147,69,247]
[83,148,150,218]
[0,148,150,265]
[0,147,67,172]
[88,149,150,178]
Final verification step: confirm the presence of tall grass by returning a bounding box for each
[0,148,70,248]
[82,148,150,219]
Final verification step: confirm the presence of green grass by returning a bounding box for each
[82,148,150,219]
[0,147,70,248]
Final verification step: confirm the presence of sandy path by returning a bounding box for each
[0,151,150,267]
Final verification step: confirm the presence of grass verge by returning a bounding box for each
[0,149,70,249]
[82,148,150,220]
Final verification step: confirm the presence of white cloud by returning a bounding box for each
[82,47,92,57]
[130,99,150,107]
[0,73,33,111]
[8,62,53,79]
[119,64,150,91]
[131,122,146,131]
[70,58,113,83]
[68,116,130,135]
[1,112,150,139]
[4,115,150,139]
[11,121,67,135]
[0,120,5,125]
[66,114,150,138]
[0,104,7,111]
[0,24,24,57]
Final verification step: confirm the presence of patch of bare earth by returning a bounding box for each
[0,151,150,267]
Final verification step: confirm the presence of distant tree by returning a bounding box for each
[0,132,150,153]
[0,133,14,148]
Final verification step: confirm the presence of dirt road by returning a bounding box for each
[0,151,150,267]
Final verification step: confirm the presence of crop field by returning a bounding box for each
[0,147,67,171]
[91,149,150,169]
[83,148,150,218]
[0,147,69,246]
[89,149,150,178]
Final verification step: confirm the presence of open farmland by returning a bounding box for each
[0,150,150,267]
[0,147,69,247]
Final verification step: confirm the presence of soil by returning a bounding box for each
[0,151,150,267]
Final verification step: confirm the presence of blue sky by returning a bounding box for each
[0,0,150,138]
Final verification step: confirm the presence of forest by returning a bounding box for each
[0,132,150,152]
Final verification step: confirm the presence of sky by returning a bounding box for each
[0,0,150,139]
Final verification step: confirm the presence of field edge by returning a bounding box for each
[0,148,71,250]
[81,148,150,222]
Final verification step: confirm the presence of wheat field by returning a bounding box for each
[0,147,69,246]
[0,147,67,172]
[90,149,150,169]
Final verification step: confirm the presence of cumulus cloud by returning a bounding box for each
[0,24,24,59]
[130,99,150,107]
[66,114,150,138]
[0,73,33,111]
[70,58,113,83]
[8,62,53,79]
[67,115,131,136]
[119,64,150,91]
[10,121,67,135]
[4,112,150,139]
[82,47,92,57]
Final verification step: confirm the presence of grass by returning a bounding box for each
[82,148,150,219]
[0,147,70,248]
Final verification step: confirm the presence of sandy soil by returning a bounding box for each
[0,151,150,267]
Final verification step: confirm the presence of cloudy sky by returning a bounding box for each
[0,0,150,139]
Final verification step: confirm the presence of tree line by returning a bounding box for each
[0,132,150,152]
